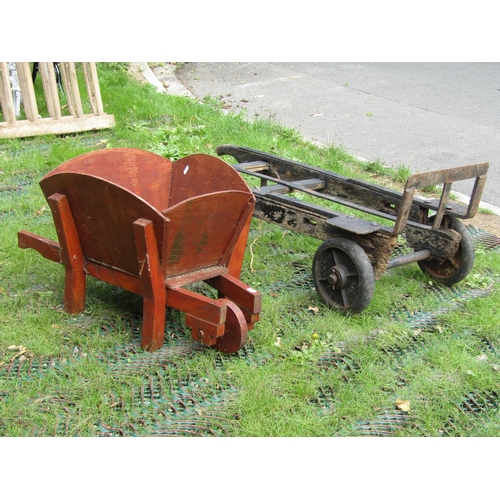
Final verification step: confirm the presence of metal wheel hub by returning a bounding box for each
[327,264,349,288]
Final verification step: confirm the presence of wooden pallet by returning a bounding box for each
[0,62,115,139]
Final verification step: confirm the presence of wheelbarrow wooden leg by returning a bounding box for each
[134,218,167,351]
[47,193,86,314]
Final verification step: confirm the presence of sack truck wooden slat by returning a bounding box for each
[0,62,115,139]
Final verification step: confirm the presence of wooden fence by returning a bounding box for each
[0,62,115,139]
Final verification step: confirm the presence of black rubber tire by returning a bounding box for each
[213,299,248,354]
[417,217,475,284]
[312,237,375,313]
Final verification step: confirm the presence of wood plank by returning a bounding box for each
[0,62,16,124]
[67,62,84,118]
[185,315,225,345]
[0,114,115,139]
[47,193,86,314]
[46,62,61,118]
[18,230,62,263]
[205,273,262,313]
[82,63,97,114]
[164,266,229,289]
[258,177,326,195]
[134,218,167,351]
[59,63,76,116]
[88,62,104,115]
[166,287,227,325]
[16,62,39,122]
[85,260,143,295]
[82,62,104,115]
[39,62,61,119]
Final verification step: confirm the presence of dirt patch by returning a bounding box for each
[128,63,149,84]
[463,211,500,236]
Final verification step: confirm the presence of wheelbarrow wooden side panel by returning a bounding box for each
[42,148,173,212]
[163,191,255,282]
[40,172,167,277]
[169,154,253,206]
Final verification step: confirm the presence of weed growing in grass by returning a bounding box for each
[362,160,410,184]
[479,207,495,215]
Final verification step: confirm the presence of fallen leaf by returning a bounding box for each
[396,399,411,412]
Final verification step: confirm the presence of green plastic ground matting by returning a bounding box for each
[1,217,499,436]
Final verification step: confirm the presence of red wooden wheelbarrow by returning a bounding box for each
[18,148,262,353]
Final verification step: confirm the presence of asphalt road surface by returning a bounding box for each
[176,62,500,210]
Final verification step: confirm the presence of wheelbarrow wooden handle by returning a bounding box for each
[18,230,61,263]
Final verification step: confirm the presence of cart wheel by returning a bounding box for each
[417,217,475,284]
[312,237,375,313]
[213,299,248,354]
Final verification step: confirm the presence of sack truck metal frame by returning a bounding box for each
[217,145,489,313]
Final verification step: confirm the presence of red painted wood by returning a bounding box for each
[169,154,251,206]
[134,218,167,351]
[166,287,227,325]
[227,210,253,278]
[42,148,173,211]
[206,274,262,313]
[212,299,248,354]
[162,191,254,277]
[18,231,61,263]
[41,173,166,276]
[185,315,225,346]
[18,148,262,353]
[47,193,86,314]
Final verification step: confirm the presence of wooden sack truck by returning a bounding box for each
[18,148,262,354]
[217,145,489,314]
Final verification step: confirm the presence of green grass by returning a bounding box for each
[1,63,500,437]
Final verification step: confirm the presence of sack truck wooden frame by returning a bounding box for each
[0,62,115,139]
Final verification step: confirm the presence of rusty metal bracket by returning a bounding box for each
[392,162,489,235]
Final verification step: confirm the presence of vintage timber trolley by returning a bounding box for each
[217,145,489,313]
